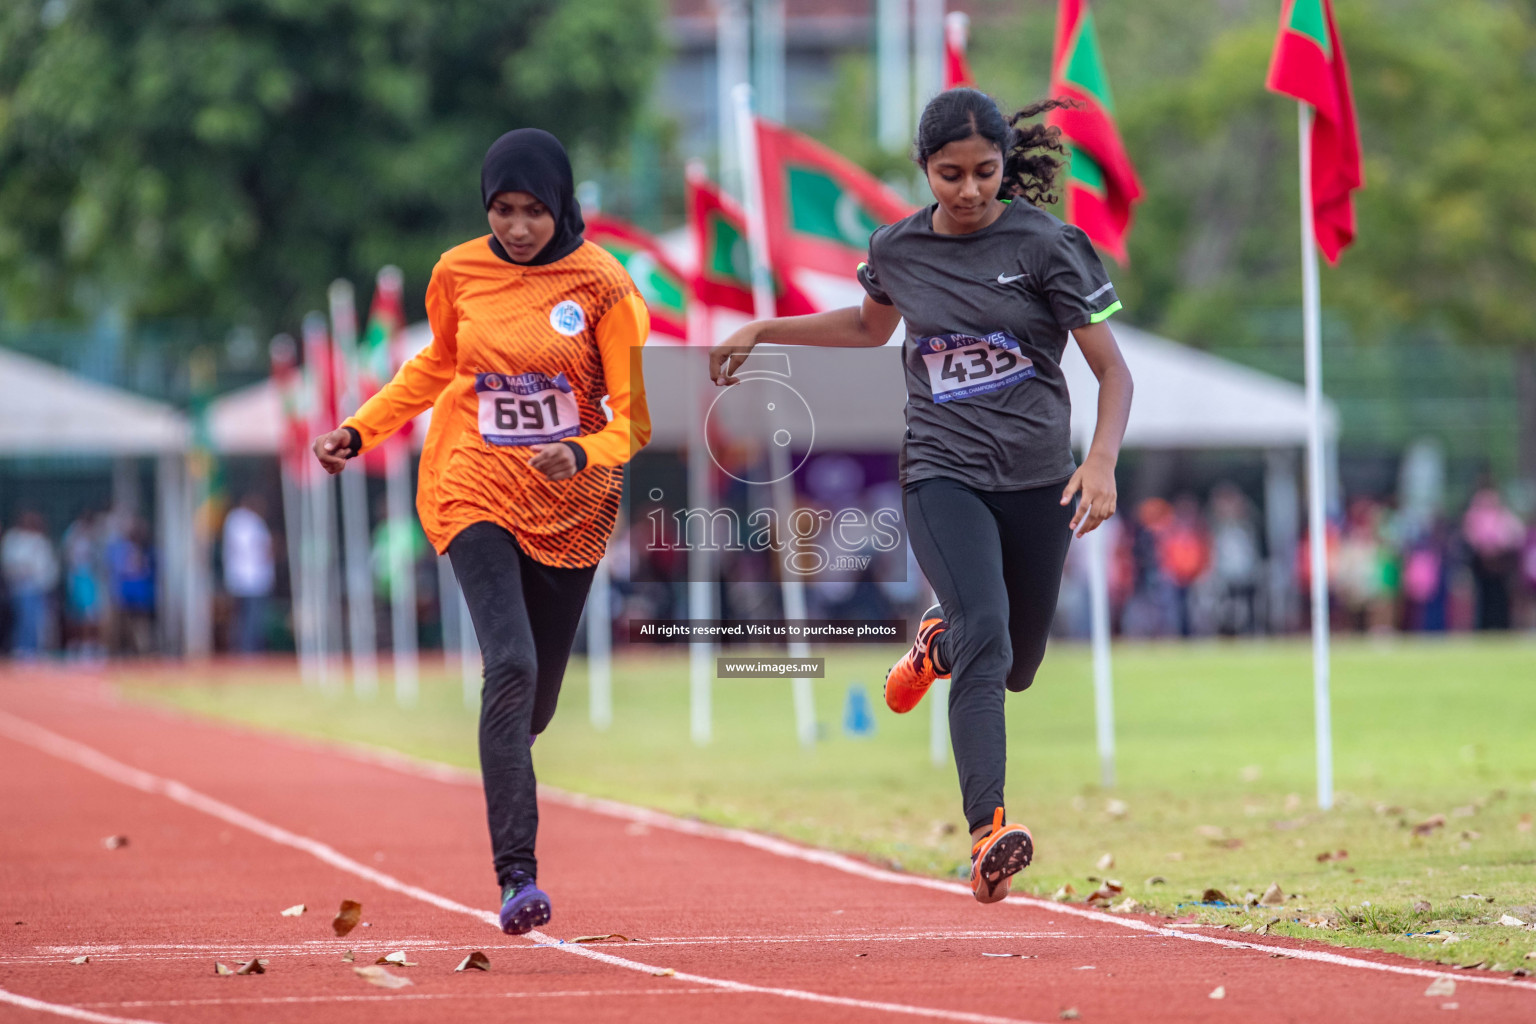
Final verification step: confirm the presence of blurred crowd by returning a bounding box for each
[1055,482,1536,638]
[1,507,157,660]
[6,477,1536,659]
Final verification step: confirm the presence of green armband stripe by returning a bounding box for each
[1089,300,1122,324]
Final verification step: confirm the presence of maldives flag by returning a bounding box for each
[585,214,690,342]
[1266,0,1363,264]
[359,266,412,472]
[687,165,817,317]
[944,12,974,90]
[753,118,914,278]
[1047,0,1142,263]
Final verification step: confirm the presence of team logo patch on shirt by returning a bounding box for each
[549,300,587,336]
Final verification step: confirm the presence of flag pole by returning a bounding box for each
[686,297,715,745]
[328,281,380,700]
[1297,101,1334,812]
[733,82,817,748]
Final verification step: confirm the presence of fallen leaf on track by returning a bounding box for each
[280,904,305,917]
[1424,977,1456,997]
[375,951,416,966]
[1209,986,1226,999]
[1060,1010,1080,1020]
[1086,880,1124,906]
[1053,883,1077,902]
[1413,815,1447,837]
[235,958,266,976]
[102,835,128,850]
[70,956,89,965]
[1497,914,1526,927]
[214,962,234,976]
[355,965,412,989]
[333,900,362,937]
[455,951,490,972]
[1146,875,1167,886]
[1413,901,1432,913]
[1095,853,1115,871]
[341,950,354,962]
[570,934,634,944]
[1457,893,1494,903]
[1315,849,1349,862]
[1112,897,1142,913]
[1260,883,1286,907]
[1201,888,1231,905]
[1105,799,1128,819]
[652,968,676,977]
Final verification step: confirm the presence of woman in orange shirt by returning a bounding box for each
[313,128,651,934]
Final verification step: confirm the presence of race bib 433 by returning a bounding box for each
[916,331,1036,403]
[476,371,582,446]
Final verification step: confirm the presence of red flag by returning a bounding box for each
[1047,0,1143,263]
[687,166,817,317]
[358,267,413,473]
[1266,0,1363,263]
[944,12,974,90]
[753,118,915,279]
[584,214,691,342]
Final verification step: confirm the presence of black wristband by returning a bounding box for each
[560,439,587,472]
[342,426,362,458]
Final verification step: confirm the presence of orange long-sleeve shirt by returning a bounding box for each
[343,237,651,568]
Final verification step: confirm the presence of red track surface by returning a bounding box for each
[2,670,1534,1024]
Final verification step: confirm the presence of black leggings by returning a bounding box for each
[903,476,1075,833]
[448,521,596,887]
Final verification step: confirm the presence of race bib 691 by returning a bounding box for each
[916,331,1036,404]
[476,371,582,446]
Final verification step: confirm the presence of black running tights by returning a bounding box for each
[448,521,596,887]
[903,476,1075,833]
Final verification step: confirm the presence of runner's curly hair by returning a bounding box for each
[914,89,1074,208]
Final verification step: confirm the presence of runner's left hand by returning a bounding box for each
[530,443,577,481]
[1061,454,1117,538]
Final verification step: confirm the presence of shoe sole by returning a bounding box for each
[499,894,552,935]
[973,829,1034,900]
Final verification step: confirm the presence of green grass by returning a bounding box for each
[119,637,1536,972]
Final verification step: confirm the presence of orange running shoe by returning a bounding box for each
[884,603,949,713]
[969,807,1034,904]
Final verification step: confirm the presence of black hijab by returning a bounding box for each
[480,128,585,266]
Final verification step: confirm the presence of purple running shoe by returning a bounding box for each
[498,871,551,935]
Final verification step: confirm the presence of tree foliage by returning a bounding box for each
[0,0,661,332]
[965,0,1536,354]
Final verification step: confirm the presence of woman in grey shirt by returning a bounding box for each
[710,88,1133,905]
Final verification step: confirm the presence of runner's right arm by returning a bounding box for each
[710,297,901,386]
[313,260,459,473]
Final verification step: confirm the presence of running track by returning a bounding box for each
[2,672,1533,1023]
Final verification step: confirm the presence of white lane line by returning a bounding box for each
[543,788,1536,994]
[0,987,166,1024]
[28,698,1536,997]
[82,988,733,1009]
[0,711,1047,1024]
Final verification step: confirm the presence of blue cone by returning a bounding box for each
[843,682,875,737]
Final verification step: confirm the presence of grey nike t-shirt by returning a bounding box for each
[857,200,1121,491]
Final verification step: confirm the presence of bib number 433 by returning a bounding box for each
[476,371,582,446]
[917,331,1036,403]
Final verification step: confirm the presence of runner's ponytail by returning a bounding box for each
[914,89,1073,208]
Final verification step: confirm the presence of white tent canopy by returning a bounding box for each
[0,346,188,455]
[1064,323,1336,448]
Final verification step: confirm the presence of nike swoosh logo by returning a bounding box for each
[997,272,1028,284]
